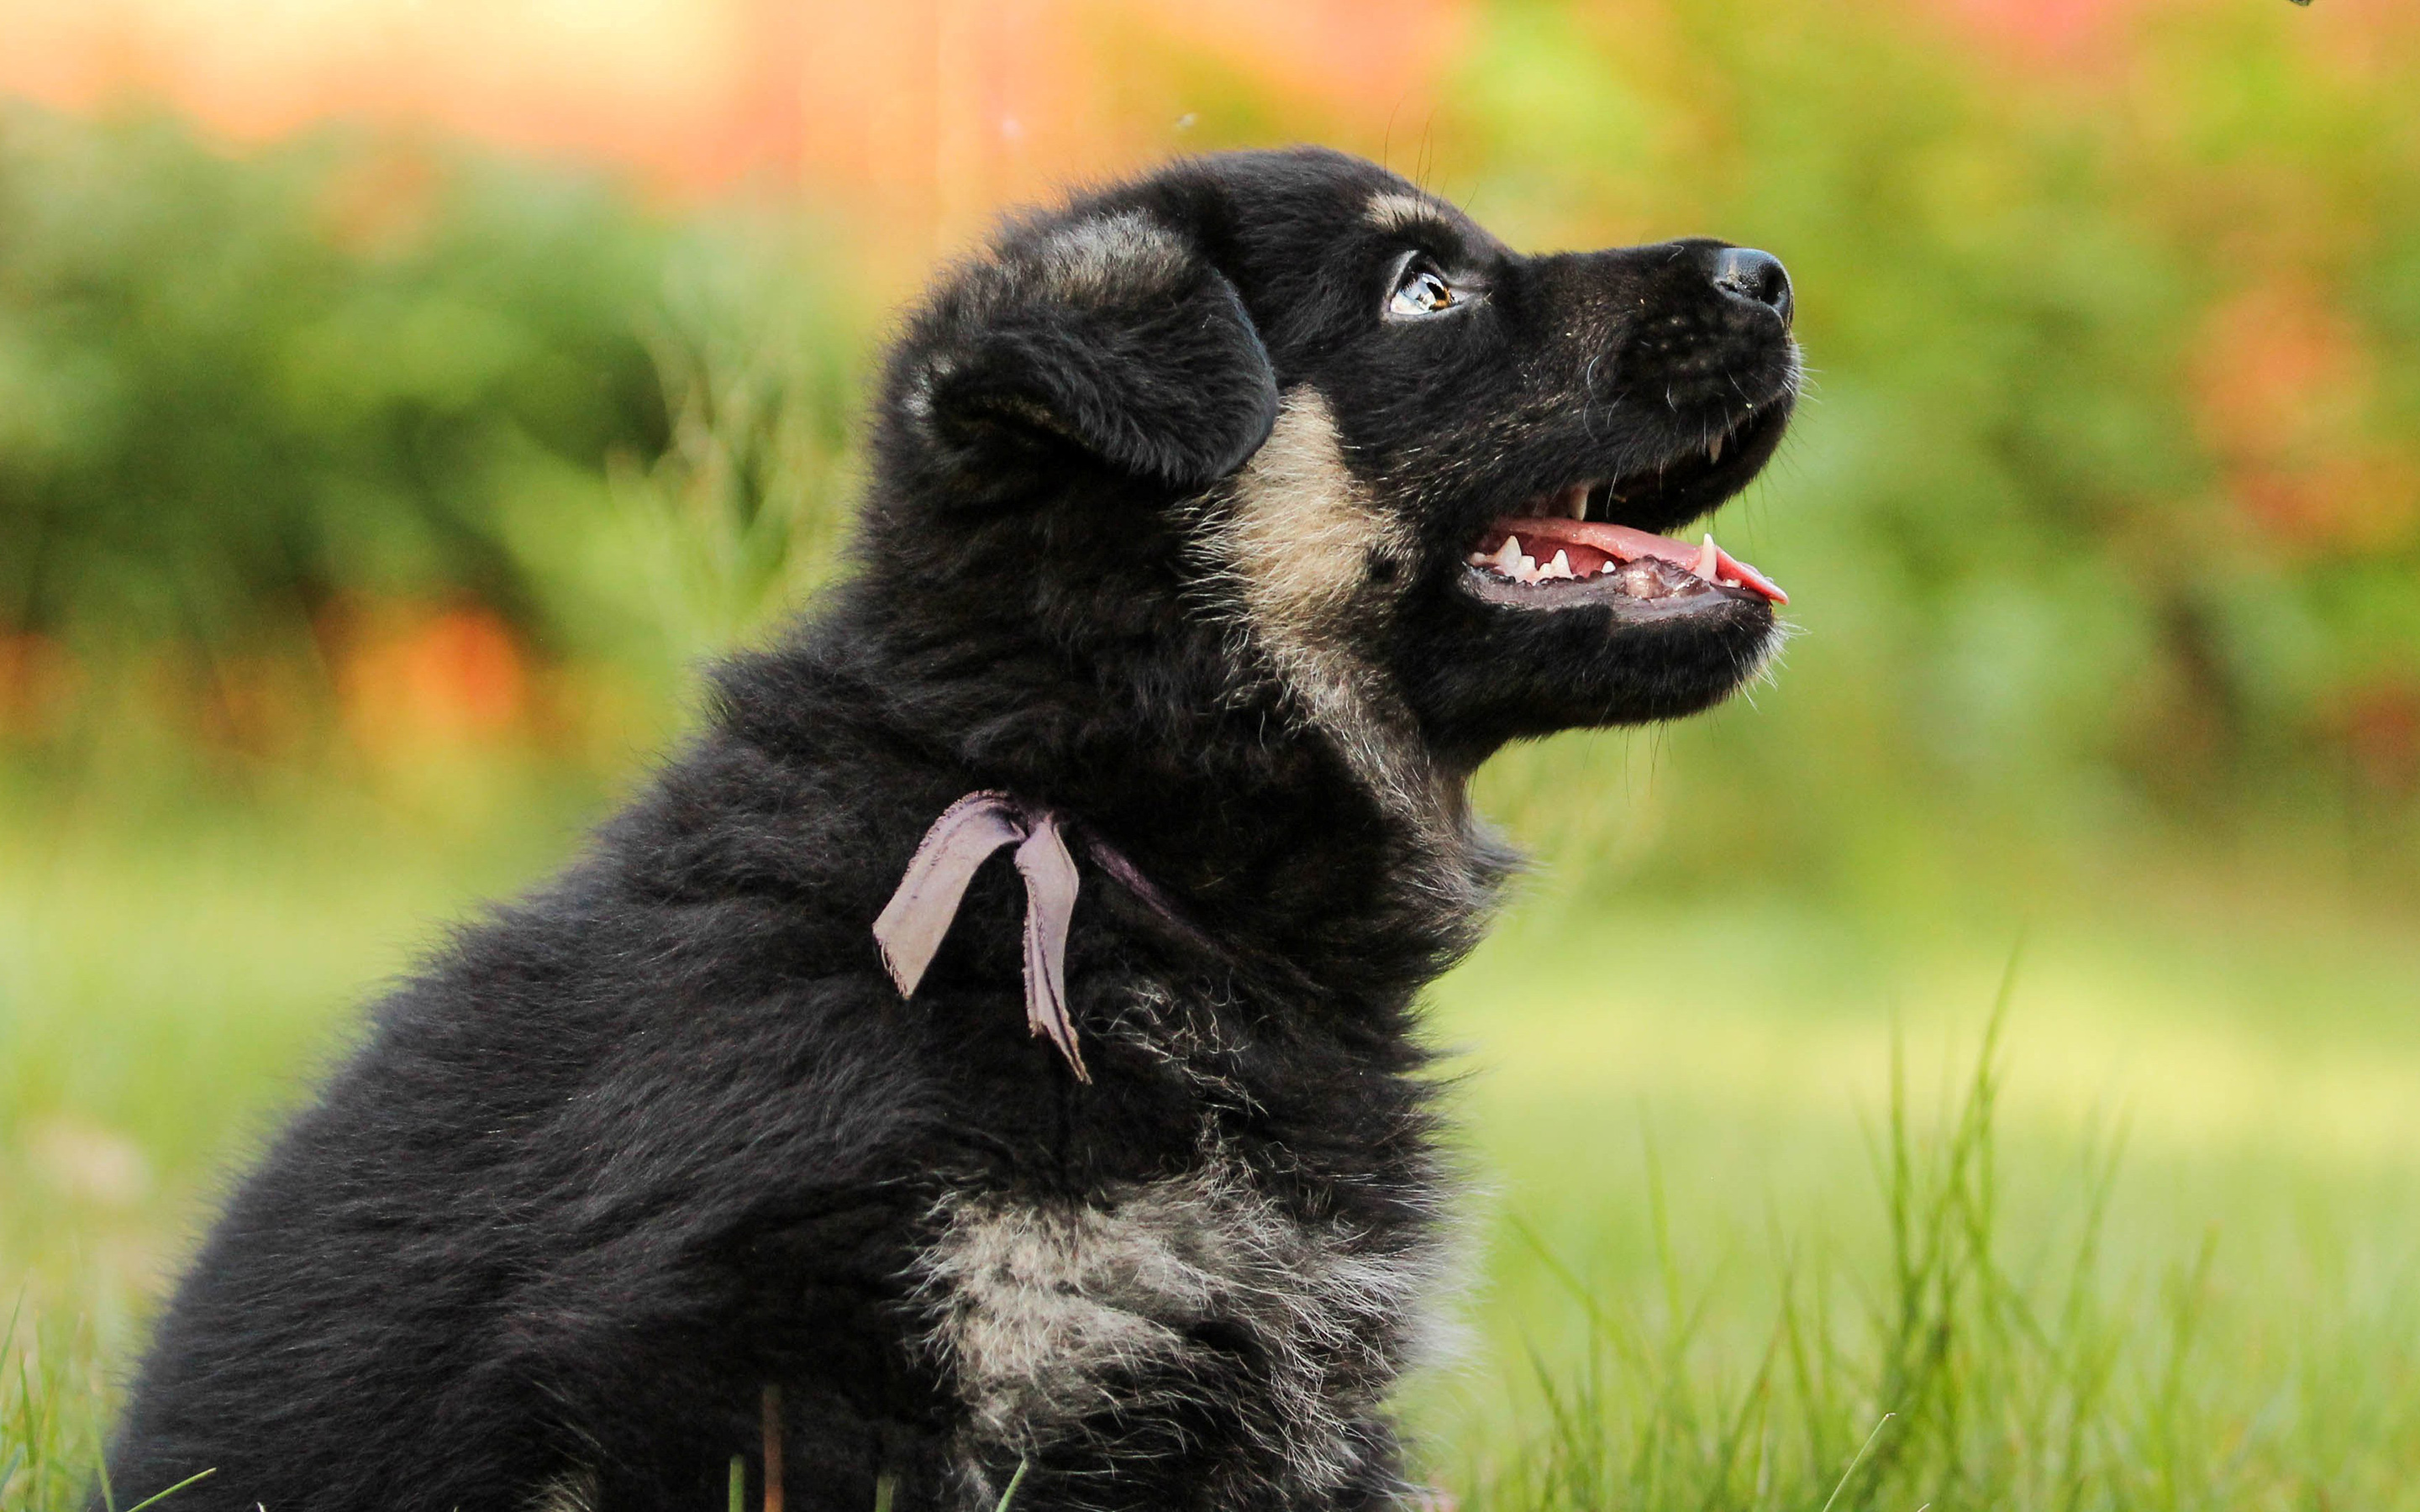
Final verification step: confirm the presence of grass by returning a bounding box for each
[6,760,2420,1510]
[1414,888,2420,1509]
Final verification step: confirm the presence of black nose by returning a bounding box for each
[1712,247,1792,327]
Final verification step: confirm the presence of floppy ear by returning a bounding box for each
[894,209,1280,496]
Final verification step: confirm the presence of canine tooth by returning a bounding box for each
[1707,433,1724,464]
[1544,549,1575,579]
[1560,485,1590,520]
[1693,534,1719,579]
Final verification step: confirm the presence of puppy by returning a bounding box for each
[106,147,1797,1512]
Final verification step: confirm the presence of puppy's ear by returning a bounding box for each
[892,209,1279,496]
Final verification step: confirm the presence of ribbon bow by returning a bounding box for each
[876,790,1177,1083]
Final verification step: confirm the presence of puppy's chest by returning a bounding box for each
[913,985,1461,1489]
[915,1149,1456,1478]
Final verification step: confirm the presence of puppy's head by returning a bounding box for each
[866,147,1797,787]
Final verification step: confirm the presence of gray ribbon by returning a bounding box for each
[872,790,1096,1081]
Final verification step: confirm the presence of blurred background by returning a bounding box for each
[3,0,2418,1505]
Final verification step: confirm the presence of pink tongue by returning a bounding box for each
[1483,517,1789,605]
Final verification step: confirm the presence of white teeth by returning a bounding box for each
[1707,433,1724,464]
[1597,557,1620,575]
[1560,485,1590,521]
[1478,533,1602,585]
[1693,534,1720,580]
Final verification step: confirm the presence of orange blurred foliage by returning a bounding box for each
[2336,679,2420,798]
[1931,0,2157,65]
[2191,280,2418,552]
[1928,0,2415,71]
[0,633,80,740]
[313,140,449,257]
[0,0,1468,260]
[329,603,532,753]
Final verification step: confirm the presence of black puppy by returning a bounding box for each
[108,147,1797,1512]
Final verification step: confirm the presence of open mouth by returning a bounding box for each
[1460,412,1787,612]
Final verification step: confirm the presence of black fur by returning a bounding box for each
[108,149,1797,1512]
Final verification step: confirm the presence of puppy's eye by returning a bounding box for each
[1387,258,1460,318]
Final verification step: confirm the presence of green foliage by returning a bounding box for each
[0,108,871,788]
[1,1304,107,1512]
[1437,969,2420,1510]
[1443,0,2420,887]
[528,207,869,678]
[0,107,676,653]
[1473,1000,2145,1509]
[9,3,2420,880]
[0,107,866,707]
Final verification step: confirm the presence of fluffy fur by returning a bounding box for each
[106,148,1798,1512]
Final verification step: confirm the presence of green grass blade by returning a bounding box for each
[93,1429,117,1512]
[992,1457,1030,1512]
[119,1467,217,1512]
[1818,1414,1894,1512]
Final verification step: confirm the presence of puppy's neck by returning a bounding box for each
[776,592,1507,1005]
[755,386,1518,998]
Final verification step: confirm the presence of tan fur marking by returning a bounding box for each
[1035,212,1190,302]
[1365,192,1454,234]
[527,1467,598,1512]
[916,1149,1465,1497]
[1203,390,1426,808]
